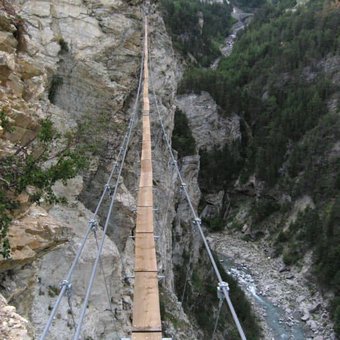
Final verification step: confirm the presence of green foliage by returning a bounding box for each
[203,216,225,232]
[0,118,87,258]
[199,143,243,192]
[282,247,300,266]
[176,0,340,334]
[233,0,266,11]
[251,198,280,224]
[215,254,262,339]
[159,0,233,66]
[178,252,261,339]
[0,110,14,133]
[276,207,322,265]
[172,108,196,158]
[315,197,340,290]
[180,2,339,185]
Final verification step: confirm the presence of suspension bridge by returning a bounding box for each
[39,3,247,340]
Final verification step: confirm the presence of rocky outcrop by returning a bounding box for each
[0,293,32,340]
[209,232,335,339]
[0,1,201,339]
[0,205,68,272]
[176,91,241,151]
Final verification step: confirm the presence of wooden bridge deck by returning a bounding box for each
[131,16,162,340]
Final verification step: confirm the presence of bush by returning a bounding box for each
[172,108,196,157]
[160,0,233,66]
[0,118,87,258]
[203,216,225,232]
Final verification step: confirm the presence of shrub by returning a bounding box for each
[172,108,196,158]
[203,216,225,232]
[159,0,233,66]
[0,118,87,258]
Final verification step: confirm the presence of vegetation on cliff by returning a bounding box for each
[171,0,339,335]
[172,108,196,157]
[159,0,234,66]
[0,116,86,258]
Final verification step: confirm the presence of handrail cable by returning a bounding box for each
[148,49,247,340]
[72,47,145,340]
[39,63,143,340]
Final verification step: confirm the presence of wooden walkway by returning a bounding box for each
[131,16,162,340]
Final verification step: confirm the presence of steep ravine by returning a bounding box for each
[171,2,338,339]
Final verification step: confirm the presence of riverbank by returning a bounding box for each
[208,231,335,339]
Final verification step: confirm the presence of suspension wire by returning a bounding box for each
[212,299,224,340]
[93,228,115,315]
[180,249,192,304]
[39,90,138,340]
[148,45,247,340]
[66,290,77,331]
[72,40,145,340]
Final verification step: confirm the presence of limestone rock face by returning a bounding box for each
[0,294,33,340]
[176,91,241,151]
[0,1,199,339]
[0,205,68,272]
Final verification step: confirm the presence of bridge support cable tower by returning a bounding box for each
[131,14,162,340]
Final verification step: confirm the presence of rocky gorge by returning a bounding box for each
[0,0,339,339]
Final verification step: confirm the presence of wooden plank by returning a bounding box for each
[136,207,154,233]
[141,144,152,160]
[140,171,152,187]
[139,159,152,187]
[131,332,162,340]
[143,131,151,142]
[143,115,151,129]
[131,16,162,339]
[141,159,152,173]
[132,272,162,332]
[137,186,153,207]
[134,233,158,272]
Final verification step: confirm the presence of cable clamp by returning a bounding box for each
[89,219,98,232]
[105,184,115,197]
[217,281,229,300]
[193,218,201,225]
[60,280,72,297]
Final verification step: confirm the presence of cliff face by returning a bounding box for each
[0,1,199,339]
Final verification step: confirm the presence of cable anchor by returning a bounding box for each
[179,182,187,195]
[89,219,98,233]
[217,281,229,300]
[105,184,115,197]
[60,280,72,297]
[192,217,201,226]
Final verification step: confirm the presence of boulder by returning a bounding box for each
[0,31,17,53]
[0,205,69,272]
[0,51,15,81]
[0,293,33,339]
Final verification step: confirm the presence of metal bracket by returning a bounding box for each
[89,219,98,233]
[217,281,229,300]
[60,280,72,297]
[192,217,201,226]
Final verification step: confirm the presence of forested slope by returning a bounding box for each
[168,0,339,335]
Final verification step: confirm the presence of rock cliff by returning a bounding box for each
[0,0,199,339]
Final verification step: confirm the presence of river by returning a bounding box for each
[209,232,335,339]
[210,6,253,70]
